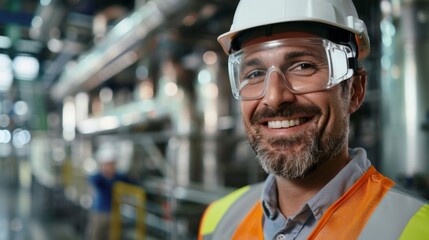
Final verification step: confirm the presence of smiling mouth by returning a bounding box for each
[267,117,310,129]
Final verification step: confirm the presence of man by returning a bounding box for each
[199,0,429,239]
[86,143,132,240]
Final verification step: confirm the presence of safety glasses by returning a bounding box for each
[228,38,355,100]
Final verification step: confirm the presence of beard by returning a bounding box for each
[245,104,349,180]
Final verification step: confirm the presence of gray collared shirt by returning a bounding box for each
[262,148,372,240]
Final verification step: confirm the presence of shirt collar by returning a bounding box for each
[261,147,372,222]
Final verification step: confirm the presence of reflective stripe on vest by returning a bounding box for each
[359,185,428,239]
[199,166,429,239]
[400,204,429,239]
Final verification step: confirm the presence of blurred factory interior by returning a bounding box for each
[0,0,429,239]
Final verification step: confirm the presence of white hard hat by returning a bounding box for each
[95,143,117,164]
[218,0,370,60]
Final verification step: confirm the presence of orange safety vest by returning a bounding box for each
[199,166,429,239]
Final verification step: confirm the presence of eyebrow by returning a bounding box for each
[240,57,263,74]
[242,58,262,68]
[284,50,322,61]
[239,49,324,72]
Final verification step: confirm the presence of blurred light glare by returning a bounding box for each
[198,69,212,84]
[380,0,392,15]
[14,101,29,116]
[0,36,12,49]
[206,83,219,99]
[75,92,89,122]
[381,56,391,70]
[29,28,40,39]
[0,54,12,68]
[164,82,178,97]
[47,38,63,53]
[136,65,149,80]
[203,51,218,65]
[77,119,98,134]
[83,158,97,174]
[12,129,31,148]
[114,17,134,36]
[99,87,113,103]
[387,23,396,36]
[139,81,154,100]
[13,56,40,80]
[0,130,11,143]
[201,4,217,18]
[382,37,392,47]
[51,140,65,162]
[62,98,76,141]
[182,13,197,26]
[0,54,12,72]
[99,116,120,131]
[40,0,51,6]
[0,71,13,92]
[0,114,10,127]
[80,195,92,209]
[31,16,43,28]
[52,148,66,162]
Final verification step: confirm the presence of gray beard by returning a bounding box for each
[248,118,349,180]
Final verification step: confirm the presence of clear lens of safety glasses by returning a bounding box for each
[228,38,355,100]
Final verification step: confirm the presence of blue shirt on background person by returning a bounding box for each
[89,172,131,212]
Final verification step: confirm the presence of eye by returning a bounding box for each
[244,69,266,81]
[289,62,317,75]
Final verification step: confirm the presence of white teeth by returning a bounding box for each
[281,120,290,128]
[268,119,303,129]
[295,119,300,126]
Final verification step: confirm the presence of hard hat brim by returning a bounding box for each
[218,19,370,61]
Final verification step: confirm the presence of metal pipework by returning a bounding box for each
[50,0,191,101]
[381,0,429,180]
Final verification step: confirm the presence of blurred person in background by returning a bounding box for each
[199,0,429,239]
[85,142,133,240]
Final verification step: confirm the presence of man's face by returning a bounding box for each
[101,161,116,179]
[239,33,354,180]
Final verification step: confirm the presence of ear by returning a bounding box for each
[348,67,367,113]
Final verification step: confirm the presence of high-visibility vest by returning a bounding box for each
[199,166,429,239]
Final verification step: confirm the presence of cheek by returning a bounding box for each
[325,96,349,130]
[240,101,258,126]
[306,93,343,130]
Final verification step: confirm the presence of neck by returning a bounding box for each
[275,148,351,217]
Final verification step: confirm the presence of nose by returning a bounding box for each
[262,69,296,110]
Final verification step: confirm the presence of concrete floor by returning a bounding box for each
[0,185,80,240]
